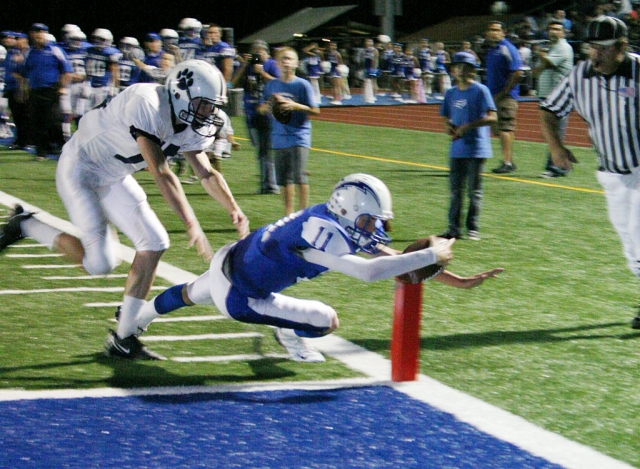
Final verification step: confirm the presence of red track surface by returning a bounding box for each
[314,101,591,148]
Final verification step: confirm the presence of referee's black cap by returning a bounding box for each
[587,16,628,46]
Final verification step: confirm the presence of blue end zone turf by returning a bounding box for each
[0,386,562,468]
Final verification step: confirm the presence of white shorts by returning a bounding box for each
[186,243,336,332]
[597,170,640,277]
[56,141,170,275]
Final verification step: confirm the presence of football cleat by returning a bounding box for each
[104,330,166,361]
[274,328,325,363]
[0,204,33,253]
[631,311,640,330]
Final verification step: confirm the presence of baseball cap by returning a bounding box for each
[587,15,628,46]
[452,51,479,68]
[145,32,161,42]
[29,23,49,33]
[0,31,16,39]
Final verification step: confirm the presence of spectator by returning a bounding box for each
[362,38,380,98]
[554,10,573,34]
[4,32,30,150]
[533,20,574,178]
[139,33,163,83]
[21,23,72,160]
[417,38,434,96]
[260,47,319,215]
[202,24,234,83]
[433,42,452,96]
[380,41,394,92]
[231,39,280,194]
[460,40,480,63]
[390,42,405,99]
[325,41,344,105]
[485,21,524,174]
[402,45,421,103]
[439,52,497,241]
[302,42,323,105]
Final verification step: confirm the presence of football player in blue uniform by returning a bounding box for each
[85,28,121,109]
[133,174,503,362]
[117,37,142,90]
[178,18,203,62]
[60,29,88,138]
[202,24,234,83]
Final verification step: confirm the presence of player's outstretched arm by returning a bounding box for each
[301,242,450,282]
[137,136,212,260]
[183,150,250,239]
[432,268,504,289]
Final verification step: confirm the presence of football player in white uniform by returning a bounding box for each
[0,60,249,359]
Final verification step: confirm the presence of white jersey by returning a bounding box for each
[68,83,214,183]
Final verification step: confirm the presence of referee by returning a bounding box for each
[20,23,72,160]
[540,16,640,328]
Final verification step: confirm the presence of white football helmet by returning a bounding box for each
[327,174,394,253]
[0,45,6,62]
[160,28,179,46]
[119,36,140,49]
[179,18,202,39]
[166,60,227,137]
[61,24,80,40]
[91,28,113,48]
[68,30,86,49]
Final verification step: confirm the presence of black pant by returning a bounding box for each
[29,87,63,157]
[5,89,31,147]
[448,158,485,234]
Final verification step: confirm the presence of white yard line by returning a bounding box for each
[0,286,166,295]
[9,243,47,248]
[0,191,633,469]
[144,332,263,341]
[107,315,226,323]
[85,302,123,307]
[6,253,63,258]
[23,264,83,269]
[171,353,291,363]
[43,274,129,280]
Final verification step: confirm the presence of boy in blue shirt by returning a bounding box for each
[439,52,497,240]
[260,47,319,215]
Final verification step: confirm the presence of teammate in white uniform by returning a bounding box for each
[133,174,502,362]
[0,60,249,359]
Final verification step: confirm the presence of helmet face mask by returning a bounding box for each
[327,174,394,254]
[166,60,227,137]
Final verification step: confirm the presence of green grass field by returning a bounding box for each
[1,117,639,466]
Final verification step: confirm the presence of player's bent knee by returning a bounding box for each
[83,254,118,276]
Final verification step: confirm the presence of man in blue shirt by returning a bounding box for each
[232,40,281,194]
[484,21,523,174]
[3,32,30,149]
[439,52,497,241]
[260,47,319,215]
[21,23,72,159]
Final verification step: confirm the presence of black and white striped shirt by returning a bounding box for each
[541,54,640,174]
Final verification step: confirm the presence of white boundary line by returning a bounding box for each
[0,286,166,295]
[0,192,633,469]
[44,274,129,280]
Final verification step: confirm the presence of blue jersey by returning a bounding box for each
[138,51,162,83]
[418,47,432,72]
[440,81,496,158]
[263,76,314,149]
[63,45,88,78]
[227,204,355,299]
[485,39,522,98]
[23,44,73,89]
[85,46,121,88]
[178,37,203,61]
[4,49,21,91]
[381,49,394,72]
[391,53,405,77]
[201,41,234,71]
[435,50,447,72]
[118,57,140,89]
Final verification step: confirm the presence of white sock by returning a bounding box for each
[62,122,71,138]
[136,300,161,336]
[117,296,146,339]
[20,216,63,249]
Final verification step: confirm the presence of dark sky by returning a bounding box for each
[3,0,529,44]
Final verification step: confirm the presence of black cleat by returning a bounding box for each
[104,330,166,361]
[631,311,640,330]
[492,162,517,174]
[0,205,33,252]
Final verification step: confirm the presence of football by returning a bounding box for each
[270,94,292,124]
[396,237,445,284]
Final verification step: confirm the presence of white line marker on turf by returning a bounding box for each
[43,274,129,280]
[9,244,47,248]
[144,332,263,341]
[22,264,83,269]
[0,286,166,295]
[171,353,290,363]
[7,253,63,258]
[107,315,226,323]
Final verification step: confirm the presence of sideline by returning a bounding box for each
[0,190,631,469]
